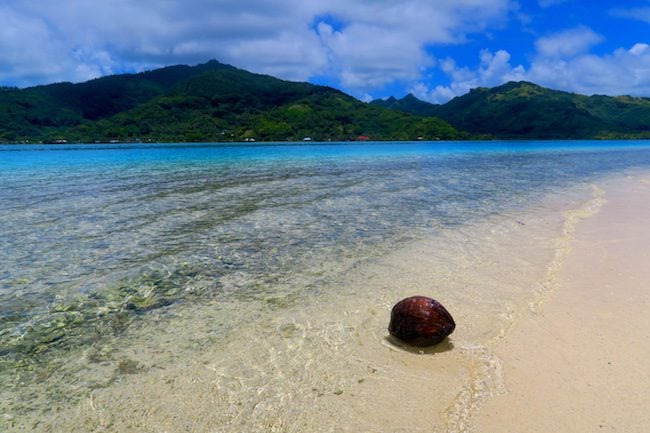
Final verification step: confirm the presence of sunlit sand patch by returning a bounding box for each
[475,172,650,432]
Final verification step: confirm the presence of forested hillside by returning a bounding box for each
[372,81,650,139]
[0,60,459,143]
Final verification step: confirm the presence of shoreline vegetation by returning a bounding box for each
[2,59,650,144]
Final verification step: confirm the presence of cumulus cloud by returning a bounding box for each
[3,1,648,102]
[525,27,650,96]
[535,26,603,58]
[528,42,650,96]
[410,49,525,103]
[415,26,650,103]
[0,0,512,92]
[0,0,323,86]
[312,0,511,93]
[0,4,78,86]
[316,21,433,90]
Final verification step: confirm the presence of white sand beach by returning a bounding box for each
[475,174,650,432]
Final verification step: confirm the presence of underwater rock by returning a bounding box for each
[388,296,455,346]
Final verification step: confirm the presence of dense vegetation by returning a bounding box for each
[372,81,650,139]
[370,94,440,117]
[4,62,649,143]
[0,60,459,143]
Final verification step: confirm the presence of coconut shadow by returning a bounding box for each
[384,335,455,355]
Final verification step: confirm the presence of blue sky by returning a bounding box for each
[1,0,649,103]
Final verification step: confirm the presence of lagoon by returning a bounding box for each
[2,140,650,431]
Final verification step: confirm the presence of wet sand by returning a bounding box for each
[475,174,650,432]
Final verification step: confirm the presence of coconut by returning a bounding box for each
[388,296,455,346]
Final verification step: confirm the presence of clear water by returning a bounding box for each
[2,140,650,431]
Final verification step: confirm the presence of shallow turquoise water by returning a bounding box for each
[2,140,650,424]
[3,140,650,324]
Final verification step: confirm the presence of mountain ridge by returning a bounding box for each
[0,60,459,143]
[371,81,650,139]
[2,61,650,143]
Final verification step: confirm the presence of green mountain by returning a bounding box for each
[7,64,649,143]
[370,93,439,117]
[372,81,650,139]
[0,60,459,143]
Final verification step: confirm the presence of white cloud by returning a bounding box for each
[3,1,647,102]
[416,25,650,104]
[410,49,526,103]
[0,5,74,86]
[629,43,650,56]
[611,6,650,24]
[0,0,513,92]
[316,21,433,90]
[312,0,511,94]
[535,26,603,58]
[527,43,650,96]
[525,27,650,96]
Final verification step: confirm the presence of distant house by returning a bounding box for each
[356,135,370,141]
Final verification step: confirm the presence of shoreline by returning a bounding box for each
[5,170,650,432]
[475,173,650,432]
[8,177,590,432]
